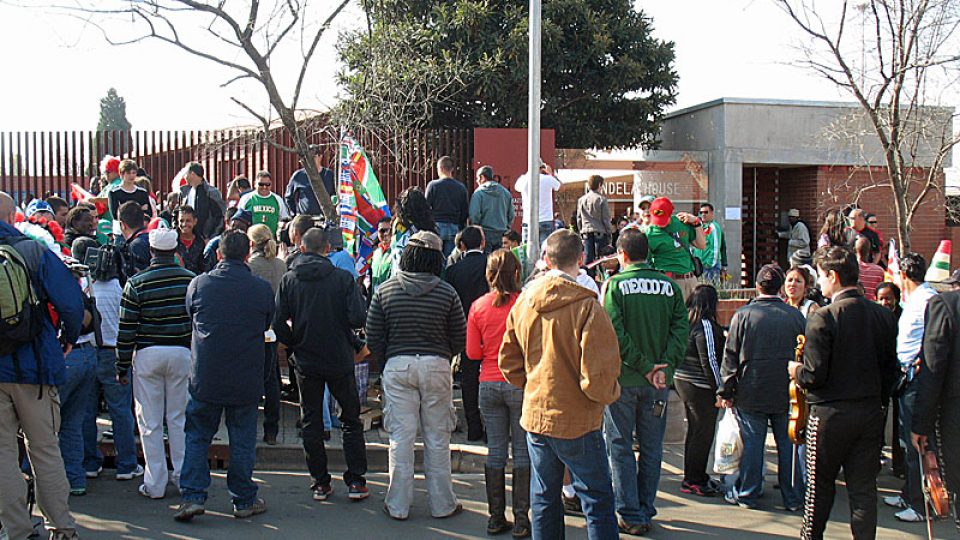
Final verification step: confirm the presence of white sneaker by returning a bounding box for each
[85,466,102,479]
[895,507,925,522]
[883,495,907,508]
[116,464,144,481]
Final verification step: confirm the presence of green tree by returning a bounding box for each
[96,87,132,157]
[336,0,679,149]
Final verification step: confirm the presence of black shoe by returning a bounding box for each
[562,494,582,515]
[323,431,331,441]
[467,430,486,443]
[263,434,277,445]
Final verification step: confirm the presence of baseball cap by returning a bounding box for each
[648,197,674,227]
[636,195,655,210]
[231,208,253,226]
[408,230,443,253]
[149,228,178,250]
[756,263,785,289]
[25,199,53,218]
[788,209,800,217]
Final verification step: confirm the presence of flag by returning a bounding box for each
[884,238,901,287]
[70,183,107,216]
[338,134,392,276]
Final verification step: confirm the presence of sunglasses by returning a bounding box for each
[378,228,391,235]
[257,183,271,187]
[698,210,709,214]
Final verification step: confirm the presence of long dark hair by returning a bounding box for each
[819,208,848,247]
[486,249,521,307]
[686,284,719,325]
[395,187,436,233]
[399,245,445,276]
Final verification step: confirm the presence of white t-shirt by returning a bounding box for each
[514,172,560,223]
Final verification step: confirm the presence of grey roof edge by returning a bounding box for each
[664,96,955,120]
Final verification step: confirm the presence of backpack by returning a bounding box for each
[0,237,46,370]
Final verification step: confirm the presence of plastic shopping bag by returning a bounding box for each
[713,408,742,475]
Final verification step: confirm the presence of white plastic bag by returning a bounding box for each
[713,408,742,475]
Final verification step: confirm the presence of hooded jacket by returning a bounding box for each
[186,260,274,406]
[366,270,465,364]
[469,181,515,236]
[499,274,621,439]
[0,222,84,386]
[274,253,366,375]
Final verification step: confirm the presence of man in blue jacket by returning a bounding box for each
[285,144,336,218]
[0,191,85,540]
[174,230,275,522]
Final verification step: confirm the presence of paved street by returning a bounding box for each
[67,468,948,539]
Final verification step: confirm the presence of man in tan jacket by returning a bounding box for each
[500,229,622,540]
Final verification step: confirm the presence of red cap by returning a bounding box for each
[649,197,673,227]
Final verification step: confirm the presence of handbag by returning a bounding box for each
[671,231,704,277]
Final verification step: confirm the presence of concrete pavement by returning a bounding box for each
[66,468,947,539]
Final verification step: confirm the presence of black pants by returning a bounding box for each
[298,370,367,487]
[801,400,883,540]
[674,379,719,485]
[938,399,960,498]
[263,342,281,438]
[461,354,484,438]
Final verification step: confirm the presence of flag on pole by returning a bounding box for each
[884,238,901,287]
[338,133,392,275]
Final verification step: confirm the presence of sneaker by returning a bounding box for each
[723,492,757,509]
[680,480,715,497]
[117,464,145,481]
[313,483,333,501]
[883,495,908,509]
[895,507,925,522]
[85,466,102,479]
[173,502,205,522]
[69,487,86,497]
[138,484,164,500]
[233,498,267,519]
[348,483,370,501]
[618,520,652,536]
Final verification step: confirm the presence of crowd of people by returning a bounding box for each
[0,150,958,540]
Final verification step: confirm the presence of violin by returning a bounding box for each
[920,443,950,520]
[788,335,808,445]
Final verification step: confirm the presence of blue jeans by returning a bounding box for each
[83,347,138,474]
[734,409,802,508]
[59,343,97,489]
[521,221,556,250]
[527,431,618,540]
[478,382,528,469]
[436,222,460,258]
[180,398,259,509]
[603,385,668,526]
[323,385,341,430]
[898,381,925,511]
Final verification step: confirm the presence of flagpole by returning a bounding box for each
[526,0,542,270]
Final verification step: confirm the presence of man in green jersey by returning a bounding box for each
[692,203,727,283]
[602,228,688,535]
[239,171,291,236]
[645,197,705,300]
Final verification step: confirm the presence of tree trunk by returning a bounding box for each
[279,113,338,225]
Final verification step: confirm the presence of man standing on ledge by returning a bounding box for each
[425,156,469,258]
[644,197,705,300]
[286,144,336,218]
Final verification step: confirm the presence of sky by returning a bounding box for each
[0,0,954,172]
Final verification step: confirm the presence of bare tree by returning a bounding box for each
[775,0,960,251]
[40,0,349,222]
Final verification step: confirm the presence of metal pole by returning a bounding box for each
[526,0,542,269]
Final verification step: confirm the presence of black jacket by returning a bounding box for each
[274,253,366,376]
[676,318,725,390]
[796,288,899,405]
[180,182,226,240]
[443,251,489,318]
[718,296,806,414]
[913,291,960,436]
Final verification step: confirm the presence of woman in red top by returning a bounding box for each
[467,249,529,538]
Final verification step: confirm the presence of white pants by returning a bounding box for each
[382,354,459,518]
[133,346,191,498]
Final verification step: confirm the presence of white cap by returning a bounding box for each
[788,208,800,217]
[149,228,178,250]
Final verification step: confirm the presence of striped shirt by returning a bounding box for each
[116,255,195,374]
[366,271,466,363]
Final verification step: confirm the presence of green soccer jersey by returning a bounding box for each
[239,192,289,235]
[646,216,696,274]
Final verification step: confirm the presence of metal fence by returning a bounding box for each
[0,127,475,206]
